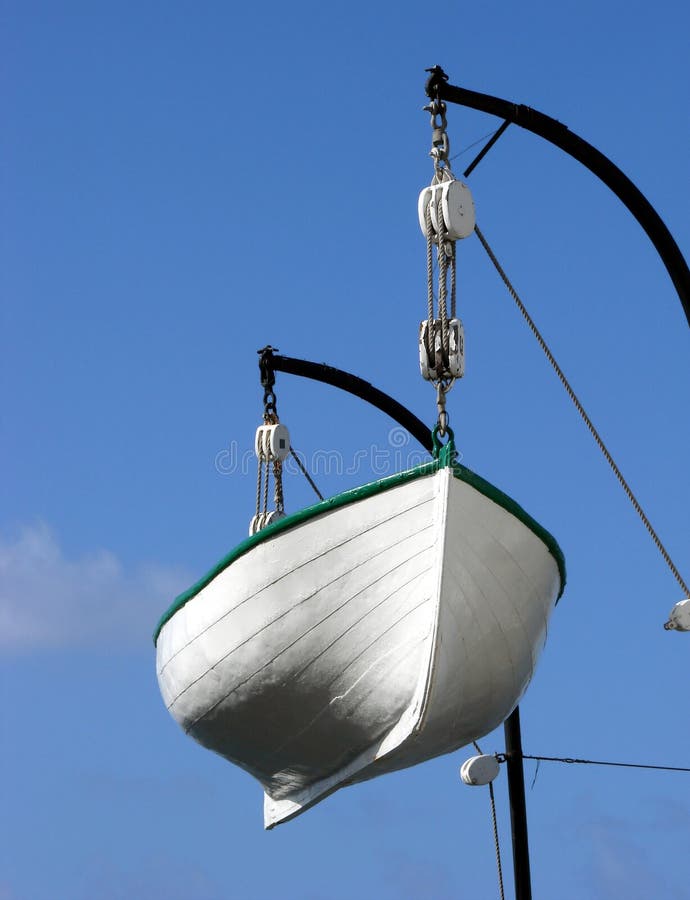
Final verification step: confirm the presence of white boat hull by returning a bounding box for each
[155,460,564,827]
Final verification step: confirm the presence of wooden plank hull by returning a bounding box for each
[156,464,563,827]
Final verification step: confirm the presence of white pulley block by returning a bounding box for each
[664,598,690,631]
[419,318,465,380]
[440,179,476,239]
[249,510,285,536]
[255,423,291,462]
[418,180,475,241]
[460,754,501,786]
[418,186,433,236]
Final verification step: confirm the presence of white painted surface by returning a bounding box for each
[156,467,562,827]
[460,754,501,786]
[666,597,690,631]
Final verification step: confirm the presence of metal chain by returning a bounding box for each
[475,223,690,598]
[436,382,448,436]
[263,393,278,424]
[273,459,284,514]
[259,346,279,424]
[425,98,452,176]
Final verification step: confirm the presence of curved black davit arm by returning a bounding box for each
[425,66,690,328]
[259,347,434,454]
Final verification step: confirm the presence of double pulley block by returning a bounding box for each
[417,176,475,391]
[249,422,291,536]
[418,179,476,244]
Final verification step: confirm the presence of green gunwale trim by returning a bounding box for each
[153,451,566,646]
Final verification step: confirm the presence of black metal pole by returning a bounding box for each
[504,707,532,900]
[425,66,690,328]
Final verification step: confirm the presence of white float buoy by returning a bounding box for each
[460,754,501,786]
[664,598,690,631]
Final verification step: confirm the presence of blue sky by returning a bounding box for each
[2,2,689,898]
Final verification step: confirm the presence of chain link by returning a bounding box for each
[273,460,284,514]
[424,98,452,174]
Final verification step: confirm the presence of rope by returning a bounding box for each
[474,223,690,598]
[262,456,270,514]
[425,202,435,360]
[471,740,506,900]
[489,781,506,900]
[290,447,324,501]
[450,245,457,320]
[255,458,263,517]
[522,754,690,774]
[450,127,503,162]
[437,195,450,358]
[426,202,434,326]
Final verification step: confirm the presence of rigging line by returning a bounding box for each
[255,458,263,517]
[470,739,506,900]
[489,781,506,900]
[529,758,541,791]
[262,453,270,514]
[522,754,690,774]
[474,223,690,598]
[449,127,506,162]
[289,447,324,501]
[463,120,512,180]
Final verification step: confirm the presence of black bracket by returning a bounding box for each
[426,66,690,327]
[257,347,434,455]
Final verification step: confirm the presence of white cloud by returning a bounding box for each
[0,522,191,651]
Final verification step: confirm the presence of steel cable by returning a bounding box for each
[475,223,689,598]
[522,754,690,774]
[289,447,324,501]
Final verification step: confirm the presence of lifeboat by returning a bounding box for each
[154,437,564,828]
